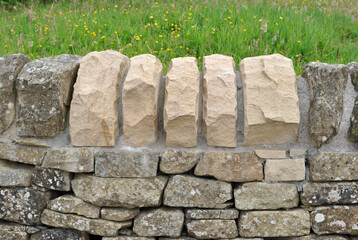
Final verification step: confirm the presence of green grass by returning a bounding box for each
[1,0,357,74]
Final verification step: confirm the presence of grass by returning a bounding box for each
[1,0,357,74]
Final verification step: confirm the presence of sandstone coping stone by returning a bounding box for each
[163,175,232,208]
[309,152,358,181]
[159,150,201,174]
[311,205,358,235]
[16,54,80,138]
[234,182,299,210]
[164,57,200,147]
[265,158,305,181]
[348,62,358,91]
[101,208,139,222]
[302,62,348,147]
[0,230,28,240]
[123,54,163,147]
[239,54,300,145]
[70,50,130,146]
[194,151,263,182]
[239,209,310,237]
[0,221,39,234]
[95,150,159,178]
[202,54,237,147]
[0,159,34,187]
[30,228,89,240]
[186,219,238,239]
[103,237,155,240]
[72,174,168,207]
[41,209,131,237]
[47,194,100,218]
[255,149,286,159]
[42,147,93,173]
[0,144,46,165]
[348,95,358,141]
[133,208,184,237]
[185,209,239,219]
[31,166,71,191]
[301,182,358,205]
[0,54,30,134]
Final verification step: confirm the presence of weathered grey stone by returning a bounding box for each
[103,237,155,240]
[348,95,358,142]
[16,54,80,138]
[30,228,89,240]
[0,230,28,240]
[234,182,299,210]
[286,235,349,240]
[42,148,93,173]
[133,208,184,237]
[255,150,286,159]
[0,187,50,225]
[72,174,168,207]
[160,150,201,174]
[186,219,238,239]
[302,62,349,147]
[32,167,71,191]
[101,208,139,221]
[41,209,131,237]
[47,194,100,218]
[163,175,232,208]
[265,159,305,181]
[0,144,46,165]
[0,54,30,134]
[95,150,159,178]
[311,206,358,235]
[309,152,358,181]
[239,209,310,237]
[194,152,263,182]
[70,50,130,146]
[348,62,358,91]
[302,182,358,205]
[0,221,39,234]
[0,159,34,186]
[185,209,239,219]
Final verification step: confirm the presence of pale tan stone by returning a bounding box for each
[239,54,300,145]
[202,54,237,147]
[123,54,163,147]
[101,208,139,221]
[265,158,305,181]
[255,149,286,159]
[186,220,238,239]
[0,144,46,165]
[164,57,200,147]
[290,149,307,157]
[70,50,130,146]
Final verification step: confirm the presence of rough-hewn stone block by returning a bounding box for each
[160,150,201,174]
[186,219,238,239]
[265,159,305,181]
[30,228,89,240]
[185,209,239,219]
[101,208,139,222]
[255,149,286,158]
[0,159,34,187]
[0,144,46,165]
[0,222,39,234]
[0,230,28,240]
[287,235,349,240]
[31,166,71,191]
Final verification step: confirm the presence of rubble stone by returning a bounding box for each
[186,219,238,239]
[31,166,71,191]
[101,208,139,222]
[160,150,201,174]
[0,159,34,187]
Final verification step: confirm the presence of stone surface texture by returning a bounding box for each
[163,175,232,208]
[164,57,200,147]
[160,150,201,174]
[0,159,34,186]
[31,166,71,191]
[290,149,307,157]
[194,151,263,182]
[348,95,358,141]
[239,54,300,145]
[0,230,28,240]
[302,62,348,147]
[202,54,237,147]
[255,150,286,158]
[72,174,168,207]
[70,50,130,146]
[0,221,39,234]
[16,54,80,137]
[288,235,349,240]
[0,144,46,165]
[103,237,155,240]
[30,228,89,240]
[265,158,305,181]
[348,62,358,91]
[185,209,239,219]
[101,208,139,222]
[123,54,163,147]
[186,219,238,239]
[234,182,299,210]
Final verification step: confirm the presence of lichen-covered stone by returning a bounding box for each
[42,148,93,173]
[41,209,131,237]
[159,150,201,174]
[95,150,159,178]
[311,206,358,235]
[186,219,238,239]
[70,50,130,146]
[234,182,299,210]
[287,234,349,240]
[31,166,71,191]
[255,150,286,159]
[0,221,39,234]
[163,175,232,208]
[239,209,310,237]
[123,54,163,147]
[72,174,168,207]
[47,194,100,218]
[348,95,358,141]
[194,152,263,182]
[101,208,139,221]
[164,57,200,147]
[30,228,89,240]
[202,54,237,147]
[301,182,358,205]
[133,208,184,237]
[0,187,50,225]
[185,209,239,219]
[0,230,28,240]
[239,54,300,145]
[16,54,80,138]
[309,152,358,181]
[348,62,358,91]
[0,144,46,165]
[302,62,348,147]
[0,54,30,134]
[0,159,34,186]
[265,159,305,181]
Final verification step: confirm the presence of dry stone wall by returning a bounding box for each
[0,51,357,240]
